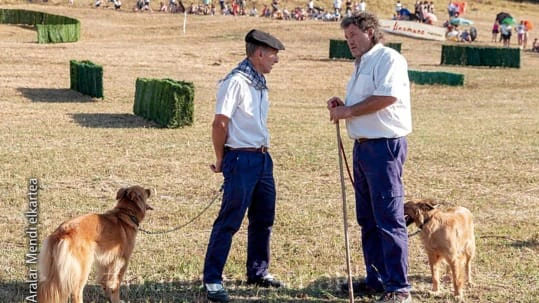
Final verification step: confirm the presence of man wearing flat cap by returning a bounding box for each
[203,29,284,303]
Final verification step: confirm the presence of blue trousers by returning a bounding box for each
[203,150,276,284]
[353,137,411,293]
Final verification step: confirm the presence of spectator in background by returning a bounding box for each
[414,0,421,21]
[249,4,258,16]
[334,0,343,18]
[219,0,225,14]
[271,0,280,15]
[460,29,471,42]
[532,38,539,52]
[500,22,512,47]
[159,1,167,11]
[307,0,314,14]
[492,22,499,42]
[358,0,366,13]
[516,20,528,49]
[395,1,402,15]
[345,0,352,17]
[447,1,457,17]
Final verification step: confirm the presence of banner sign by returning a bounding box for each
[379,19,447,41]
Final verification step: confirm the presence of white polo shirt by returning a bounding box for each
[216,73,270,148]
[344,43,412,139]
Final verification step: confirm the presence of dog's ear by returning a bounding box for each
[419,200,437,211]
[127,186,154,212]
[414,207,425,227]
[144,188,154,210]
[116,187,128,201]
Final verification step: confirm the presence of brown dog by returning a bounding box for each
[37,185,153,303]
[404,200,475,301]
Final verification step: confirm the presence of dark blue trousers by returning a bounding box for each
[203,150,276,284]
[353,137,411,293]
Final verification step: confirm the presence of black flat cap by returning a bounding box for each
[245,29,285,50]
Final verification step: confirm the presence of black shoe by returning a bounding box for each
[207,288,229,303]
[340,280,384,296]
[246,275,283,288]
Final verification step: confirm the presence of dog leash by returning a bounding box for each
[408,229,421,238]
[138,184,223,235]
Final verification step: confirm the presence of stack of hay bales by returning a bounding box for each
[0,9,80,43]
[133,78,194,128]
[70,60,104,98]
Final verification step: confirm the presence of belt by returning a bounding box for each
[226,146,268,153]
[356,137,383,144]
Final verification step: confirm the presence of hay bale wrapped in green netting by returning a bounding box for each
[70,60,104,98]
[408,70,464,86]
[134,78,194,128]
[330,40,402,60]
[0,9,80,43]
[329,39,354,60]
[441,45,520,68]
[386,42,402,53]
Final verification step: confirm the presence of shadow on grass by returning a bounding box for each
[0,277,382,303]
[1,275,440,302]
[17,88,96,103]
[510,237,539,249]
[70,113,160,129]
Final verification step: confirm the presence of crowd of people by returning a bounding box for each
[392,0,436,24]
[491,19,534,49]
[89,0,538,51]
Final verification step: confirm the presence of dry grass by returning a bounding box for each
[1,1,538,302]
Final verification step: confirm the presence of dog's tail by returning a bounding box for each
[38,235,83,303]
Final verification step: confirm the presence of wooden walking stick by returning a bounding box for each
[336,121,355,303]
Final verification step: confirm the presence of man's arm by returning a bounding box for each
[329,95,397,123]
[210,114,229,173]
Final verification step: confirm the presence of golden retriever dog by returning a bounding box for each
[37,185,153,303]
[404,199,475,301]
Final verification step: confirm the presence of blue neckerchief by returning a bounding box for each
[221,58,267,90]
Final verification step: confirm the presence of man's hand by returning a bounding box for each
[210,160,223,173]
[327,96,347,123]
[327,96,344,109]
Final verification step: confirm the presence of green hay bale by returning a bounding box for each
[133,78,194,128]
[386,42,402,53]
[70,60,104,98]
[441,45,520,68]
[408,70,464,86]
[69,60,77,90]
[0,9,80,43]
[133,78,145,116]
[330,40,402,60]
[329,39,354,60]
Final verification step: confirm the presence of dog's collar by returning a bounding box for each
[418,217,432,230]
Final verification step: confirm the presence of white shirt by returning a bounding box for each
[344,43,412,139]
[216,73,270,148]
[359,1,366,12]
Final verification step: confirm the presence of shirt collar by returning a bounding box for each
[355,43,383,68]
[222,58,267,90]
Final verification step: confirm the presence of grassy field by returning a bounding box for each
[1,0,538,302]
